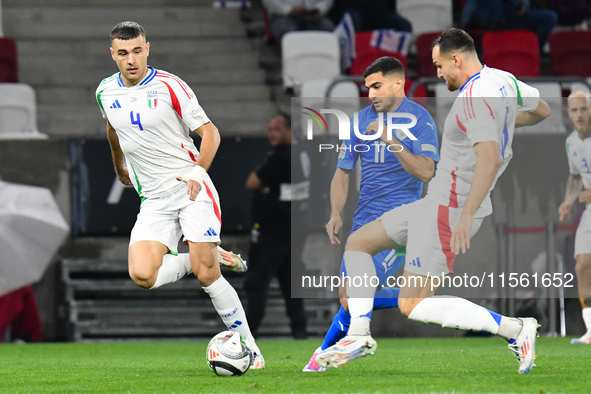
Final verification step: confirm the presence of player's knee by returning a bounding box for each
[128,266,157,289]
[195,266,221,288]
[398,298,415,317]
[345,232,373,254]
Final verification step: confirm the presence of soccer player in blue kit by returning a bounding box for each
[303,56,440,372]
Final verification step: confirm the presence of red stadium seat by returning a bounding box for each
[482,30,540,76]
[416,32,441,78]
[350,31,407,76]
[0,38,18,83]
[550,31,591,77]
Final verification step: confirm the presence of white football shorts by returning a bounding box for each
[575,209,591,257]
[129,177,222,251]
[380,199,483,276]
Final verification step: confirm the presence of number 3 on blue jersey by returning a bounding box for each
[583,158,590,174]
[130,111,143,131]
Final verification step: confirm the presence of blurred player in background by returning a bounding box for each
[558,91,591,345]
[316,28,550,374]
[303,56,440,372]
[95,21,264,368]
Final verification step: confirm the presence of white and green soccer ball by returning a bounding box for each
[206,330,252,376]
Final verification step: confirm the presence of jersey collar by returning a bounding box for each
[460,67,486,93]
[117,66,156,87]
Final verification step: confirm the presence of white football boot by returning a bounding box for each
[250,343,265,369]
[315,335,377,369]
[508,317,540,374]
[217,246,248,273]
[302,346,328,372]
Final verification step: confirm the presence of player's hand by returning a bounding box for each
[558,200,572,222]
[177,165,206,201]
[326,216,343,245]
[116,167,132,186]
[578,189,591,205]
[450,214,473,255]
[366,120,383,136]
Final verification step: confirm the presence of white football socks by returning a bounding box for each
[344,251,377,336]
[582,307,591,338]
[203,276,256,347]
[408,296,503,335]
[150,253,192,289]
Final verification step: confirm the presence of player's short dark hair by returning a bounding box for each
[110,21,146,41]
[363,56,405,79]
[432,28,476,55]
[277,113,291,129]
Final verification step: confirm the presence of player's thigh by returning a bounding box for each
[574,210,591,258]
[128,240,170,281]
[128,198,182,278]
[345,219,394,255]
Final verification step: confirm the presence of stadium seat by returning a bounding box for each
[0,83,48,139]
[549,31,591,77]
[518,82,565,134]
[0,37,18,83]
[350,31,408,76]
[282,31,341,90]
[396,0,453,36]
[482,30,540,77]
[416,32,441,78]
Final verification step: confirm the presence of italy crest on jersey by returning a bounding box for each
[147,91,158,109]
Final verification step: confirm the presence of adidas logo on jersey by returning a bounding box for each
[109,100,122,109]
[204,227,218,236]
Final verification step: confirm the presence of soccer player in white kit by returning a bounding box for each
[95,21,264,368]
[558,91,591,345]
[316,28,551,374]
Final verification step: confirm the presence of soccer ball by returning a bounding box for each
[206,330,252,376]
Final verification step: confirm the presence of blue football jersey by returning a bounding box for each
[337,97,440,231]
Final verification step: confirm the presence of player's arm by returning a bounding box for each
[177,121,220,201]
[558,173,583,221]
[451,140,501,254]
[326,168,350,245]
[375,130,435,182]
[106,121,131,186]
[515,98,551,127]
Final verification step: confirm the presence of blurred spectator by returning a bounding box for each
[262,0,335,41]
[0,286,42,343]
[462,0,558,49]
[243,114,309,339]
[548,0,590,27]
[330,0,412,32]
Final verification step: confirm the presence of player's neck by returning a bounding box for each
[577,127,591,140]
[459,62,484,90]
[383,96,404,113]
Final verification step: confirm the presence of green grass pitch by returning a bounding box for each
[0,337,588,393]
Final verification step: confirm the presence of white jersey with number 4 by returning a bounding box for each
[566,131,591,210]
[95,66,211,198]
[425,66,540,218]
